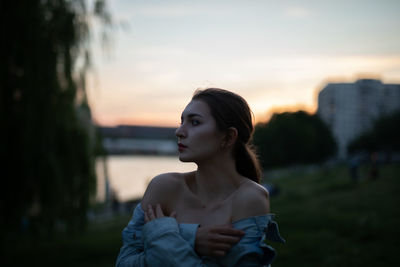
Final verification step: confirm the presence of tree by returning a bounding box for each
[253,111,337,168]
[348,110,400,155]
[1,0,111,237]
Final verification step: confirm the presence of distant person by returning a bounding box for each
[348,156,360,183]
[116,88,285,266]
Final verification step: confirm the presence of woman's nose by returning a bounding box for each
[175,125,186,138]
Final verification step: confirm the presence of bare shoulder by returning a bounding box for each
[141,172,185,209]
[231,180,270,222]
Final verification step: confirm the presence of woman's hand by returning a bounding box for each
[195,224,245,258]
[145,204,243,257]
[145,203,177,223]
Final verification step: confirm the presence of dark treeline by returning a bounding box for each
[348,110,400,156]
[253,111,337,169]
[1,0,110,239]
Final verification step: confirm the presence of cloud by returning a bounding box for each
[284,6,311,18]
[126,3,235,19]
[134,5,198,18]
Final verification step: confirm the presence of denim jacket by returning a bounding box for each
[116,203,285,267]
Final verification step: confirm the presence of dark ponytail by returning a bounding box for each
[192,88,262,183]
[234,142,261,183]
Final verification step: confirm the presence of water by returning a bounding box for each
[96,155,197,202]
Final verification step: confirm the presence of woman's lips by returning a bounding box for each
[178,143,187,151]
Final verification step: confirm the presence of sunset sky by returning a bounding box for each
[87,0,400,127]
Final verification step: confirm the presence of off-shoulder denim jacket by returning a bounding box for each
[116,203,285,267]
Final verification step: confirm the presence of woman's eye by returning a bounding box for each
[191,120,200,126]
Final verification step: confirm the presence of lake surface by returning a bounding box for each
[95,155,197,202]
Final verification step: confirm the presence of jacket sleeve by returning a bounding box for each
[142,217,206,267]
[116,204,203,267]
[221,219,285,267]
[115,207,147,267]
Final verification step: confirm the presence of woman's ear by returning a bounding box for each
[221,127,238,149]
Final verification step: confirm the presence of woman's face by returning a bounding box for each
[175,100,225,163]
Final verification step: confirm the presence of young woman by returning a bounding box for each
[116,88,284,267]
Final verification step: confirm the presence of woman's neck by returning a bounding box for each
[193,156,246,205]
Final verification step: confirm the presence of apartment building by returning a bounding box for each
[317,79,400,159]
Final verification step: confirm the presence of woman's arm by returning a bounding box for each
[226,218,285,267]
[223,182,284,266]
[116,203,206,267]
[116,174,206,267]
[143,203,207,266]
[194,224,244,258]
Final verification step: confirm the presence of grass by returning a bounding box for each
[3,163,399,266]
[3,215,130,267]
[268,163,400,267]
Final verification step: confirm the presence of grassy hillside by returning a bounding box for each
[268,163,400,267]
[4,164,399,266]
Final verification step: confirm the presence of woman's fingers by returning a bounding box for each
[170,211,177,218]
[207,225,244,245]
[147,204,155,220]
[211,225,245,237]
[155,203,164,218]
[145,203,172,223]
[212,234,241,245]
[194,224,245,258]
[209,233,243,257]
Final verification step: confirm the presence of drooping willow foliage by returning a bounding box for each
[1,0,110,237]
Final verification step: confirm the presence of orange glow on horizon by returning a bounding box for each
[95,103,318,128]
[94,114,180,128]
[255,104,317,125]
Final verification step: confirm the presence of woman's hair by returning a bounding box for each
[192,88,262,183]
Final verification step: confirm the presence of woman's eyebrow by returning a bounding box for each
[181,113,203,120]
